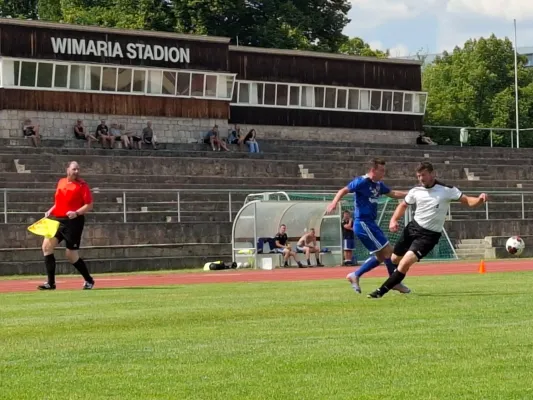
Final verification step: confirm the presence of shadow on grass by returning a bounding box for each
[95,286,182,291]
[415,291,522,297]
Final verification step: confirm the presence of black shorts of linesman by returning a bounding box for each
[367,161,487,299]
[38,161,95,291]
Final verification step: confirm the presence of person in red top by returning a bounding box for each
[38,161,95,290]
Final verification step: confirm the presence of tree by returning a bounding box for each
[338,37,388,58]
[171,0,351,52]
[0,0,38,19]
[422,34,533,146]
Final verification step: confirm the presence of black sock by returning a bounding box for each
[307,259,311,265]
[378,270,406,295]
[73,258,93,283]
[44,254,56,285]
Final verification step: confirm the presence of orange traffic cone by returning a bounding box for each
[478,260,486,274]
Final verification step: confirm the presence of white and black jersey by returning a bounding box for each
[404,181,463,233]
[394,181,463,261]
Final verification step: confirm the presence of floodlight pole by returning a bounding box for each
[514,19,520,148]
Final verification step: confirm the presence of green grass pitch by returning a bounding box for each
[1,272,533,399]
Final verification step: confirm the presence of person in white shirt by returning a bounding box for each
[367,161,488,299]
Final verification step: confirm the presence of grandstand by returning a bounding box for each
[1,136,532,276]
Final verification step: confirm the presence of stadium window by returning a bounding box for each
[147,70,163,94]
[205,74,217,97]
[132,69,146,93]
[231,80,238,102]
[276,84,288,106]
[325,87,336,109]
[2,59,20,86]
[248,82,263,104]
[162,71,176,95]
[370,90,381,110]
[238,82,250,103]
[348,89,359,110]
[415,93,427,113]
[117,68,132,92]
[336,89,347,109]
[289,86,300,106]
[393,92,403,112]
[36,62,53,88]
[217,75,233,99]
[301,86,314,107]
[403,92,413,112]
[191,73,204,97]
[53,64,68,88]
[264,83,276,105]
[87,66,101,91]
[20,61,37,87]
[382,91,393,111]
[176,72,191,96]
[359,90,370,110]
[102,67,117,91]
[69,65,86,90]
[314,87,325,108]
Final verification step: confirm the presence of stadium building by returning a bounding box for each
[0,18,427,144]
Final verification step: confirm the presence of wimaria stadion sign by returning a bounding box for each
[50,37,191,63]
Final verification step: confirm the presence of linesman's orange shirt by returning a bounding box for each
[52,178,93,218]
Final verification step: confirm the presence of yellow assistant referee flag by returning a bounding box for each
[27,218,60,239]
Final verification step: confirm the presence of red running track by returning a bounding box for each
[1,260,532,293]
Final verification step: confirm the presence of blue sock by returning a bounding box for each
[354,256,381,277]
[384,258,397,276]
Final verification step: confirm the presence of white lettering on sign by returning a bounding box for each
[50,37,190,63]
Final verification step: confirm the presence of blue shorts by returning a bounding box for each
[343,239,355,250]
[353,220,389,254]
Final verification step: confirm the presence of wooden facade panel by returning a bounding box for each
[0,89,229,119]
[229,106,422,131]
[0,25,229,71]
[229,52,422,91]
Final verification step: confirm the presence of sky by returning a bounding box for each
[342,0,533,57]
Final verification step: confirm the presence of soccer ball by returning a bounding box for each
[506,236,525,256]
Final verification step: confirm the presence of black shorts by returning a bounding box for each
[393,220,441,261]
[51,216,85,250]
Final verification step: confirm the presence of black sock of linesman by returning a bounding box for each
[73,258,93,283]
[44,254,56,285]
[377,269,406,295]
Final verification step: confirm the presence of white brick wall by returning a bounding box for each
[0,110,228,143]
[232,124,419,145]
[0,110,420,145]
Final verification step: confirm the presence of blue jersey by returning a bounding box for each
[347,175,391,221]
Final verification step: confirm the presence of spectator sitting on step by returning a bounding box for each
[203,125,229,151]
[74,119,97,148]
[416,132,438,146]
[296,228,324,267]
[141,121,158,150]
[228,124,241,144]
[240,129,260,153]
[95,119,114,149]
[22,119,41,147]
[117,124,133,149]
[273,224,304,268]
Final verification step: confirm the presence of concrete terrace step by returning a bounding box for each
[2,139,533,163]
[0,255,233,276]
[0,243,231,263]
[0,222,233,249]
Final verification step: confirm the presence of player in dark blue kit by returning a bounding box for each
[327,158,411,294]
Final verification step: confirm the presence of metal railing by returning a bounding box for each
[0,188,249,224]
[423,125,533,148]
[1,188,533,223]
